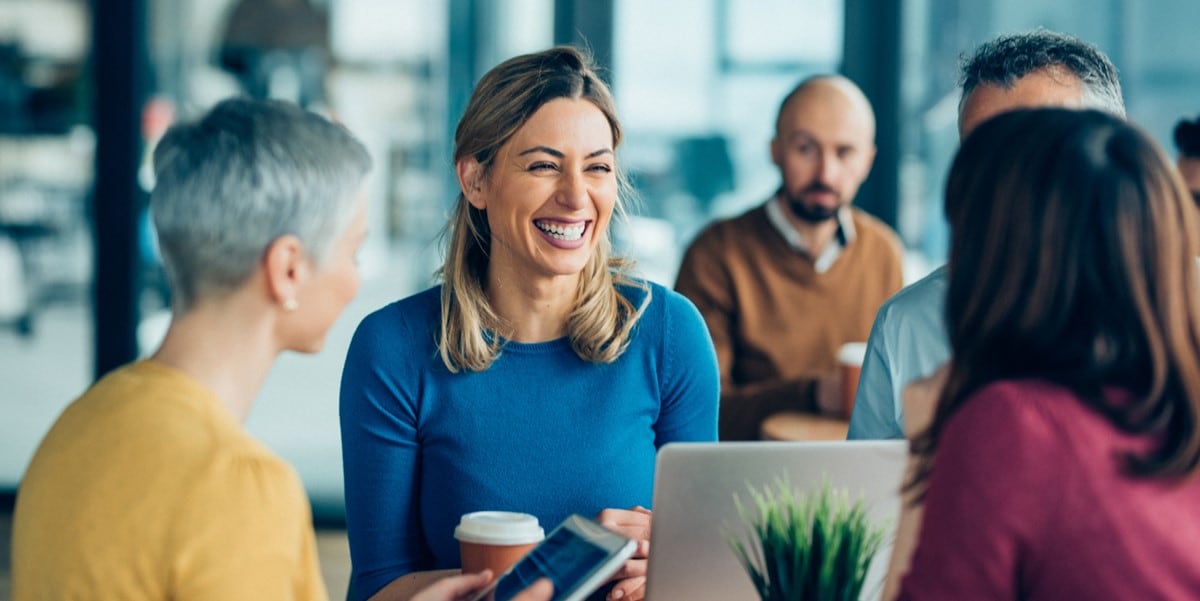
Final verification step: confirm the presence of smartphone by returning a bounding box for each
[469,514,638,601]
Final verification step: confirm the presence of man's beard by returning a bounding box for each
[785,185,842,224]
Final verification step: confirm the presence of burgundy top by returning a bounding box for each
[898,379,1200,600]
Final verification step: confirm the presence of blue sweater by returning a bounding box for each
[339,281,719,599]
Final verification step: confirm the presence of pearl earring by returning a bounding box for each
[283,299,299,312]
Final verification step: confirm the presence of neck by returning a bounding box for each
[151,293,281,423]
[783,202,840,257]
[485,263,578,343]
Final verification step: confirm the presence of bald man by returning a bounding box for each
[847,30,1127,442]
[675,75,903,441]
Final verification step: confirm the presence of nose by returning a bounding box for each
[816,152,839,186]
[557,169,589,209]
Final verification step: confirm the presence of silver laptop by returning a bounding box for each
[645,441,907,601]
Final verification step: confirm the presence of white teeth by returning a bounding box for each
[535,221,585,241]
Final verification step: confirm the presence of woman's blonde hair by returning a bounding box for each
[438,45,645,372]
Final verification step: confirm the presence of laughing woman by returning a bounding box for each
[339,46,720,601]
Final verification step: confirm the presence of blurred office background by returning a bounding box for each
[2,0,1199,556]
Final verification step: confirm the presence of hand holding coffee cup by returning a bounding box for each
[838,342,868,418]
[455,511,545,578]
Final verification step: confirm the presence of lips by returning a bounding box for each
[534,219,587,242]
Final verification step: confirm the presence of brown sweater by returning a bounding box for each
[675,204,903,440]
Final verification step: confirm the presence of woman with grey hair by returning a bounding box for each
[340,46,719,601]
[12,98,548,601]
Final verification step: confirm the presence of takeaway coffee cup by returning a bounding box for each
[838,342,868,418]
[455,511,545,577]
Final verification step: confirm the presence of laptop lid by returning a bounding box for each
[645,440,907,601]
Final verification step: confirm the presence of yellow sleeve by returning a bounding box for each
[169,452,328,601]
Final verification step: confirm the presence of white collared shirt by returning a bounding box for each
[764,195,857,273]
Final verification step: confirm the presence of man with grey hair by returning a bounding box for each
[847,29,1126,440]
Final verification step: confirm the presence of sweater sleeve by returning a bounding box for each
[897,383,1064,600]
[675,227,818,440]
[171,454,326,601]
[654,288,720,446]
[340,309,432,600]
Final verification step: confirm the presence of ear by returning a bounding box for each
[769,137,783,168]
[860,143,878,177]
[456,158,487,210]
[263,235,307,308]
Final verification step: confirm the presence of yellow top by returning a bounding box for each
[12,360,327,600]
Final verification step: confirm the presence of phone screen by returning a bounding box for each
[493,524,611,601]
[467,514,635,601]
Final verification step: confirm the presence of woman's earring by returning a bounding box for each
[283,298,299,312]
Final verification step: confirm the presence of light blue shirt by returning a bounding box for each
[847,266,950,439]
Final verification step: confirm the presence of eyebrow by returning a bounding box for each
[517,146,613,159]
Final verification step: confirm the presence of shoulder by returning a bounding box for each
[942,379,1072,450]
[216,440,305,499]
[623,280,702,326]
[174,443,312,555]
[619,280,710,354]
[357,285,441,333]
[684,205,769,250]
[877,266,947,319]
[849,208,903,254]
[349,285,441,356]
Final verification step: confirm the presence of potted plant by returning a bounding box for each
[727,477,888,601]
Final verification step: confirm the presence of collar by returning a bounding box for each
[765,194,856,272]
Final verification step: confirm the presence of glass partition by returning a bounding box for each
[0,0,94,492]
[612,0,843,285]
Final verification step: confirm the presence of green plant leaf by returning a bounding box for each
[726,476,888,601]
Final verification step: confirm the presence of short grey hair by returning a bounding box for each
[151,97,371,309]
[959,29,1126,117]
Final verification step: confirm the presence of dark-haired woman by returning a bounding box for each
[885,108,1200,600]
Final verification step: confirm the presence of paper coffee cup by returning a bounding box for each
[455,511,544,577]
[838,342,868,418]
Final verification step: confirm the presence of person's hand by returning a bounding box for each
[814,369,844,417]
[508,578,554,601]
[408,570,554,601]
[595,506,652,600]
[901,363,949,439]
[408,570,491,601]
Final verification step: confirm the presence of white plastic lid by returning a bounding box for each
[454,511,545,545]
[838,342,868,367]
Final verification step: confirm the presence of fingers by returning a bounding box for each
[596,507,652,599]
[408,570,492,601]
[902,363,950,437]
[595,507,653,543]
[607,576,646,601]
[609,558,647,581]
[511,578,554,601]
[814,369,844,416]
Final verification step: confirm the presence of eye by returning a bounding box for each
[529,161,558,172]
[587,163,614,174]
[794,142,817,155]
[837,146,857,159]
